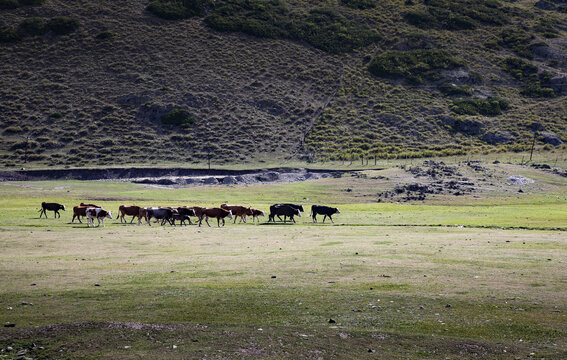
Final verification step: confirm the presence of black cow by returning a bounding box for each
[146,207,173,226]
[311,205,340,223]
[268,204,301,223]
[39,202,65,218]
[176,207,196,225]
[273,203,304,221]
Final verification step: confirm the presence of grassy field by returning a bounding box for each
[0,164,566,358]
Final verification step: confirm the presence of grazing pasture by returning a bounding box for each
[0,165,566,358]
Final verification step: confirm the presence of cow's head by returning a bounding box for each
[246,207,253,215]
[295,209,301,217]
[227,210,233,219]
[298,205,304,212]
[61,205,66,211]
[335,208,340,214]
[105,211,113,219]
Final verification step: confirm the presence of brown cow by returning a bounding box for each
[72,206,89,223]
[250,209,265,223]
[117,205,141,224]
[80,203,100,208]
[221,204,253,223]
[138,207,149,225]
[198,208,233,227]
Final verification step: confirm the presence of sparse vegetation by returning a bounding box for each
[95,30,115,40]
[438,81,474,96]
[498,28,534,58]
[0,25,20,42]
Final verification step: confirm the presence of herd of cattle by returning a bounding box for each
[38,202,341,227]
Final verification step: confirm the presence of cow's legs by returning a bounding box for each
[313,214,317,223]
[322,215,327,223]
[292,216,296,223]
[130,216,136,224]
[329,215,334,223]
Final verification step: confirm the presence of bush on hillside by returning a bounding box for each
[0,26,20,42]
[18,17,47,36]
[406,0,509,30]
[205,0,290,37]
[48,16,80,35]
[161,108,195,128]
[502,57,556,98]
[206,2,379,53]
[534,18,559,38]
[19,0,44,5]
[340,0,376,10]
[498,28,534,58]
[451,98,509,116]
[95,30,115,40]
[438,81,474,96]
[0,0,18,9]
[291,8,381,53]
[147,0,206,20]
[368,49,462,84]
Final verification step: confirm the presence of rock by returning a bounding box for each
[535,0,557,10]
[220,176,238,185]
[445,304,452,308]
[419,305,425,309]
[156,178,176,185]
[482,131,514,145]
[328,318,336,323]
[540,131,564,146]
[508,176,534,185]
[549,76,567,95]
[201,177,218,185]
[4,322,16,327]
[271,275,277,279]
[94,283,100,287]
[518,189,524,193]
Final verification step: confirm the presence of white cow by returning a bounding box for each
[86,207,112,227]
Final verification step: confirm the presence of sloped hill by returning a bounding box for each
[0,0,566,168]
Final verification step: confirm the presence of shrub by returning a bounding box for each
[95,30,115,40]
[205,2,379,53]
[502,57,556,98]
[406,0,509,30]
[368,49,462,84]
[438,81,474,96]
[340,0,375,10]
[18,17,47,36]
[499,28,534,58]
[451,98,509,116]
[404,10,438,29]
[0,26,20,42]
[47,16,80,35]
[534,18,559,38]
[161,108,195,128]
[147,0,206,20]
[3,126,23,134]
[0,0,18,9]
[19,0,44,5]
[291,8,381,53]
[49,112,63,118]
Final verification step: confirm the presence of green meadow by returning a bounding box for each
[0,166,566,358]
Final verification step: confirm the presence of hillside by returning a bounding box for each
[1,0,566,168]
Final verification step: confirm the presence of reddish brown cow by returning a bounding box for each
[72,206,90,223]
[199,208,233,227]
[138,208,149,225]
[80,203,100,208]
[117,205,141,224]
[250,209,265,223]
[221,204,253,223]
